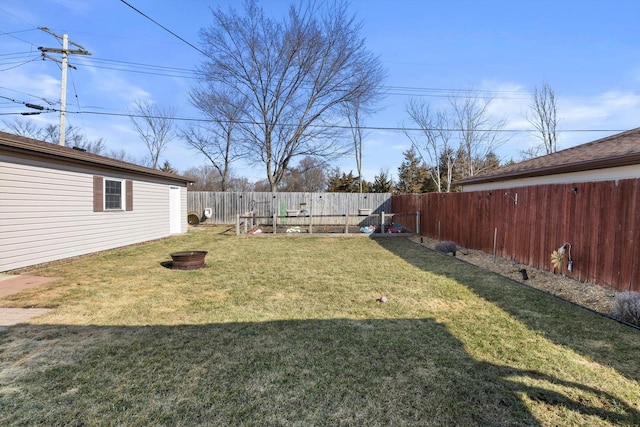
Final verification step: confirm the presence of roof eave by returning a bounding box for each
[454,153,640,186]
[1,138,192,184]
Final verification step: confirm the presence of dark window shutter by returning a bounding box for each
[126,180,133,211]
[93,176,103,212]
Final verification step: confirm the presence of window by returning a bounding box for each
[105,179,123,210]
[93,176,133,212]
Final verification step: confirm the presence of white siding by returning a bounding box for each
[460,164,640,192]
[0,153,187,271]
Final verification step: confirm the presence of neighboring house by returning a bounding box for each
[392,127,640,292]
[455,127,640,191]
[0,131,191,272]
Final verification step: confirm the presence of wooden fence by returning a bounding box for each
[188,192,392,225]
[392,179,640,292]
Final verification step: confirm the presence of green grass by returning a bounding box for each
[1,228,639,426]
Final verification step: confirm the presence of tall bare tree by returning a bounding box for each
[130,99,175,169]
[182,89,245,191]
[526,81,558,157]
[343,99,365,193]
[449,91,508,177]
[404,99,455,192]
[197,0,385,191]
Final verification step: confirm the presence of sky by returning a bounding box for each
[1,0,639,183]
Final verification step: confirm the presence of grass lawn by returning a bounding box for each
[1,227,639,426]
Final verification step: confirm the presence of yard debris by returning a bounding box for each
[360,225,376,234]
[286,226,301,233]
[248,228,263,235]
[377,295,388,303]
[519,269,529,280]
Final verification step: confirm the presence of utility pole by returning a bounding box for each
[38,27,91,146]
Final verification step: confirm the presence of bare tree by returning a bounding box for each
[107,148,145,165]
[526,80,558,156]
[182,89,245,191]
[183,164,252,191]
[197,0,385,191]
[2,118,105,153]
[130,99,176,169]
[449,91,508,177]
[404,99,455,192]
[278,156,328,192]
[2,118,42,139]
[343,99,365,193]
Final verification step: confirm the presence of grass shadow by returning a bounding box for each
[2,318,637,425]
[373,237,640,384]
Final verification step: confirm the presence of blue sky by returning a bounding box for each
[1,0,639,183]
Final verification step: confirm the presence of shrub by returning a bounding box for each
[612,291,640,326]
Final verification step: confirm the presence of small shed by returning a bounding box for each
[0,131,191,272]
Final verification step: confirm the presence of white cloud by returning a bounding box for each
[89,72,151,106]
[0,67,60,104]
[561,91,640,128]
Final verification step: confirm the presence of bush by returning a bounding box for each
[613,291,640,326]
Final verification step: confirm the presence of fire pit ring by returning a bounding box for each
[169,251,208,270]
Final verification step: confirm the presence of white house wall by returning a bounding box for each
[460,164,640,192]
[0,152,187,272]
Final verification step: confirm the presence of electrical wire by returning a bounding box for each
[0,104,625,135]
[119,0,209,58]
[0,57,40,72]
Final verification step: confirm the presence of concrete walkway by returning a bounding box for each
[0,274,59,330]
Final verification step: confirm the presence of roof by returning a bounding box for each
[0,130,191,184]
[455,127,640,186]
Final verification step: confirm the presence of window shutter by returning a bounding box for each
[126,180,133,211]
[93,176,103,212]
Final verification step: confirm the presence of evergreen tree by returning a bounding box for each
[395,148,431,194]
[159,160,176,173]
[326,169,369,193]
[478,151,501,172]
[371,170,393,193]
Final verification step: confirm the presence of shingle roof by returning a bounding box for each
[455,127,640,186]
[0,130,191,183]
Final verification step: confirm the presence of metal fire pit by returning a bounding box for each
[169,251,208,270]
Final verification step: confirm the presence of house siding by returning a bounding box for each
[1,151,187,272]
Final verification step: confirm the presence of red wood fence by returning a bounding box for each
[392,179,640,292]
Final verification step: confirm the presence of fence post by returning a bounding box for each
[309,213,313,234]
[244,213,248,234]
[416,210,421,235]
[273,213,277,234]
[381,211,385,233]
[344,214,349,234]
[236,214,240,235]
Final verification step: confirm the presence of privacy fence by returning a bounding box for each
[393,179,640,293]
[188,192,393,226]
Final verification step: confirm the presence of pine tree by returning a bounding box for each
[326,170,368,193]
[395,148,430,194]
[371,170,393,193]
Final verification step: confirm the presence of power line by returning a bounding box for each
[0,57,40,72]
[5,106,622,134]
[119,0,209,58]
